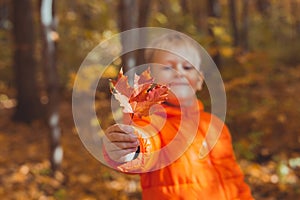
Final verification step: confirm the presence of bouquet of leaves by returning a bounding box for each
[109,68,168,157]
[109,68,169,118]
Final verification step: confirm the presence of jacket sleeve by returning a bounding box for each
[208,120,254,199]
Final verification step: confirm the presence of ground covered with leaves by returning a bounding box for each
[0,54,300,199]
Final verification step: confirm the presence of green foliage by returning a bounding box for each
[54,189,67,200]
[33,167,52,176]
[234,131,264,161]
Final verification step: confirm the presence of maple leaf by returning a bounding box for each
[129,85,168,117]
[113,91,133,113]
[110,68,134,97]
[109,68,168,118]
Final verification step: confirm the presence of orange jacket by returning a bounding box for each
[104,101,253,200]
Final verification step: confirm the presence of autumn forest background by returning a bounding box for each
[0,0,300,199]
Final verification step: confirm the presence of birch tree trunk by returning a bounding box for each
[40,0,62,172]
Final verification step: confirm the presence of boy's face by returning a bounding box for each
[150,49,203,107]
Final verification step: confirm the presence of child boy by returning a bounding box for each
[103,33,253,199]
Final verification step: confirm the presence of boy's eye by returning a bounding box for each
[162,66,172,70]
[183,65,194,70]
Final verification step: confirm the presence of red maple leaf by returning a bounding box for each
[110,68,134,98]
[109,68,168,118]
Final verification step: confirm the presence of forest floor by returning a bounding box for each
[0,53,300,200]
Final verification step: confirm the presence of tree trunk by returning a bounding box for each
[290,0,300,37]
[118,0,139,84]
[137,0,151,28]
[12,0,43,122]
[40,0,62,173]
[255,0,270,17]
[136,0,152,69]
[241,0,249,51]
[0,0,9,29]
[191,0,208,33]
[180,0,189,15]
[229,0,239,47]
[207,0,221,67]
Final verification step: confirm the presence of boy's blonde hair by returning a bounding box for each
[144,33,201,69]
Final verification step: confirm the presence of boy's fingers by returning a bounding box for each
[111,147,138,155]
[106,124,134,135]
[111,141,139,149]
[108,132,138,142]
[105,124,137,143]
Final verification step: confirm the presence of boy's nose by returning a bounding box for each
[175,63,185,77]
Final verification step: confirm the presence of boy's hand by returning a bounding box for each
[103,124,139,163]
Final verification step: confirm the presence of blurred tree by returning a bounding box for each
[138,0,152,29]
[240,0,249,51]
[12,0,43,122]
[0,0,9,29]
[118,0,152,78]
[191,0,208,33]
[118,0,139,83]
[255,0,270,17]
[40,0,62,172]
[207,0,221,67]
[136,0,152,67]
[229,0,239,47]
[290,0,300,37]
[180,0,189,14]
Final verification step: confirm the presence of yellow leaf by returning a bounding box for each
[220,47,234,58]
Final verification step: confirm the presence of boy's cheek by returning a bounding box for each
[152,73,170,84]
[157,77,172,85]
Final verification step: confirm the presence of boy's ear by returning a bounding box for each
[197,71,204,91]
